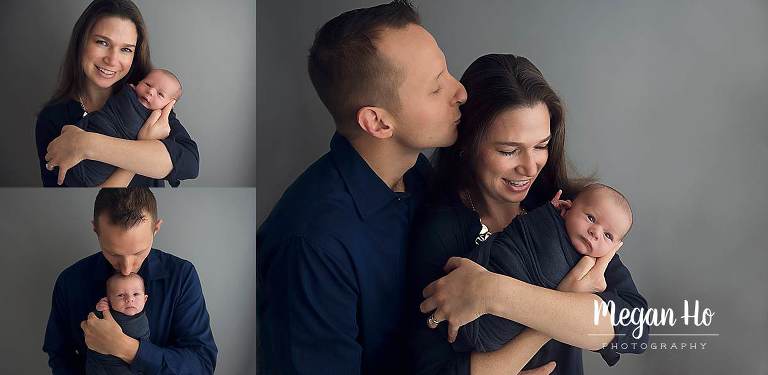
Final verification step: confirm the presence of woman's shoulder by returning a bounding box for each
[38,99,80,123]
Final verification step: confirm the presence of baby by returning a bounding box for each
[65,68,183,187]
[554,183,633,258]
[130,69,183,111]
[85,273,150,375]
[454,183,639,354]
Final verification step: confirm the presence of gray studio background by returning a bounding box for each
[0,0,256,186]
[257,0,768,374]
[0,188,257,374]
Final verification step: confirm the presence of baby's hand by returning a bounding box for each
[550,189,572,214]
[95,297,110,312]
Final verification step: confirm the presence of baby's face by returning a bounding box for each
[562,192,631,257]
[134,70,180,110]
[107,277,148,316]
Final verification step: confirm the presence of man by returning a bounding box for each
[43,188,217,374]
[257,1,467,373]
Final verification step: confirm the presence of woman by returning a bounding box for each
[35,0,199,187]
[406,54,648,374]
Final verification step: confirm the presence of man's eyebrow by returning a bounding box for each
[93,34,136,48]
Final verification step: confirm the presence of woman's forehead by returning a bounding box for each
[487,103,551,144]
[90,16,138,45]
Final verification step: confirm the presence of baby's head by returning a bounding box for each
[561,183,633,257]
[106,273,148,316]
[132,69,182,110]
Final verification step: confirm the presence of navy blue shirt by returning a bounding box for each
[43,249,217,374]
[257,133,431,374]
[35,98,200,187]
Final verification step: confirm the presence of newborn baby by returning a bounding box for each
[454,183,637,353]
[85,273,150,375]
[65,68,183,187]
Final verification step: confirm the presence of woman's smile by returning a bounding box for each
[501,177,532,192]
[95,64,117,78]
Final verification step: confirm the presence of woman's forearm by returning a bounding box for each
[470,329,550,375]
[486,274,613,350]
[83,133,172,179]
[98,168,135,187]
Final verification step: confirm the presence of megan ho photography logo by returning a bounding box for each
[592,299,718,351]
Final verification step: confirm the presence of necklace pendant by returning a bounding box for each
[475,222,491,245]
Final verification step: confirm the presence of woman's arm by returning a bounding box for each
[422,243,623,351]
[471,329,552,375]
[46,101,199,185]
[98,168,136,187]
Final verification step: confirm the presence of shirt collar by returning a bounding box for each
[91,248,170,281]
[330,133,429,220]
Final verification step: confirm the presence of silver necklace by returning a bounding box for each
[464,190,491,244]
[464,190,527,245]
[78,95,89,117]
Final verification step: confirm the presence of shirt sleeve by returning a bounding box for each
[594,253,651,365]
[260,235,363,374]
[129,263,217,374]
[43,274,82,374]
[159,112,199,187]
[406,206,475,375]
[35,112,62,187]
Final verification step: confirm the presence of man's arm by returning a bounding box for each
[260,235,362,374]
[128,263,217,374]
[43,274,81,374]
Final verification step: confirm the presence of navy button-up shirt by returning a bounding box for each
[258,133,431,374]
[43,249,217,374]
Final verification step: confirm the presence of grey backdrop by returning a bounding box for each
[257,1,768,374]
[0,0,257,186]
[0,188,257,374]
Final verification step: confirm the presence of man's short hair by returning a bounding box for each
[308,0,420,133]
[94,188,158,230]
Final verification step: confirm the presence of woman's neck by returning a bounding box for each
[81,82,112,112]
[465,188,521,233]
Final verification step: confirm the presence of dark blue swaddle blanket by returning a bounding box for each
[453,203,581,353]
[85,309,150,374]
[65,85,176,187]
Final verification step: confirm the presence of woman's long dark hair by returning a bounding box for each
[432,54,589,210]
[48,0,152,105]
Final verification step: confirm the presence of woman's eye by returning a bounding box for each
[535,143,549,150]
[499,149,518,156]
[605,232,614,241]
[96,40,108,47]
[587,214,595,223]
[121,48,134,53]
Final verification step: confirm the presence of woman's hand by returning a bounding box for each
[95,297,110,312]
[45,125,89,185]
[138,99,175,140]
[420,257,496,343]
[558,241,622,293]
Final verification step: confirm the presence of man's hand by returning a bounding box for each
[550,189,572,215]
[95,297,110,312]
[138,100,175,140]
[45,125,89,185]
[558,241,622,293]
[80,309,138,363]
[420,257,495,343]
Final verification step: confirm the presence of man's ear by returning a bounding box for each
[153,219,164,236]
[144,295,149,303]
[356,106,394,139]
